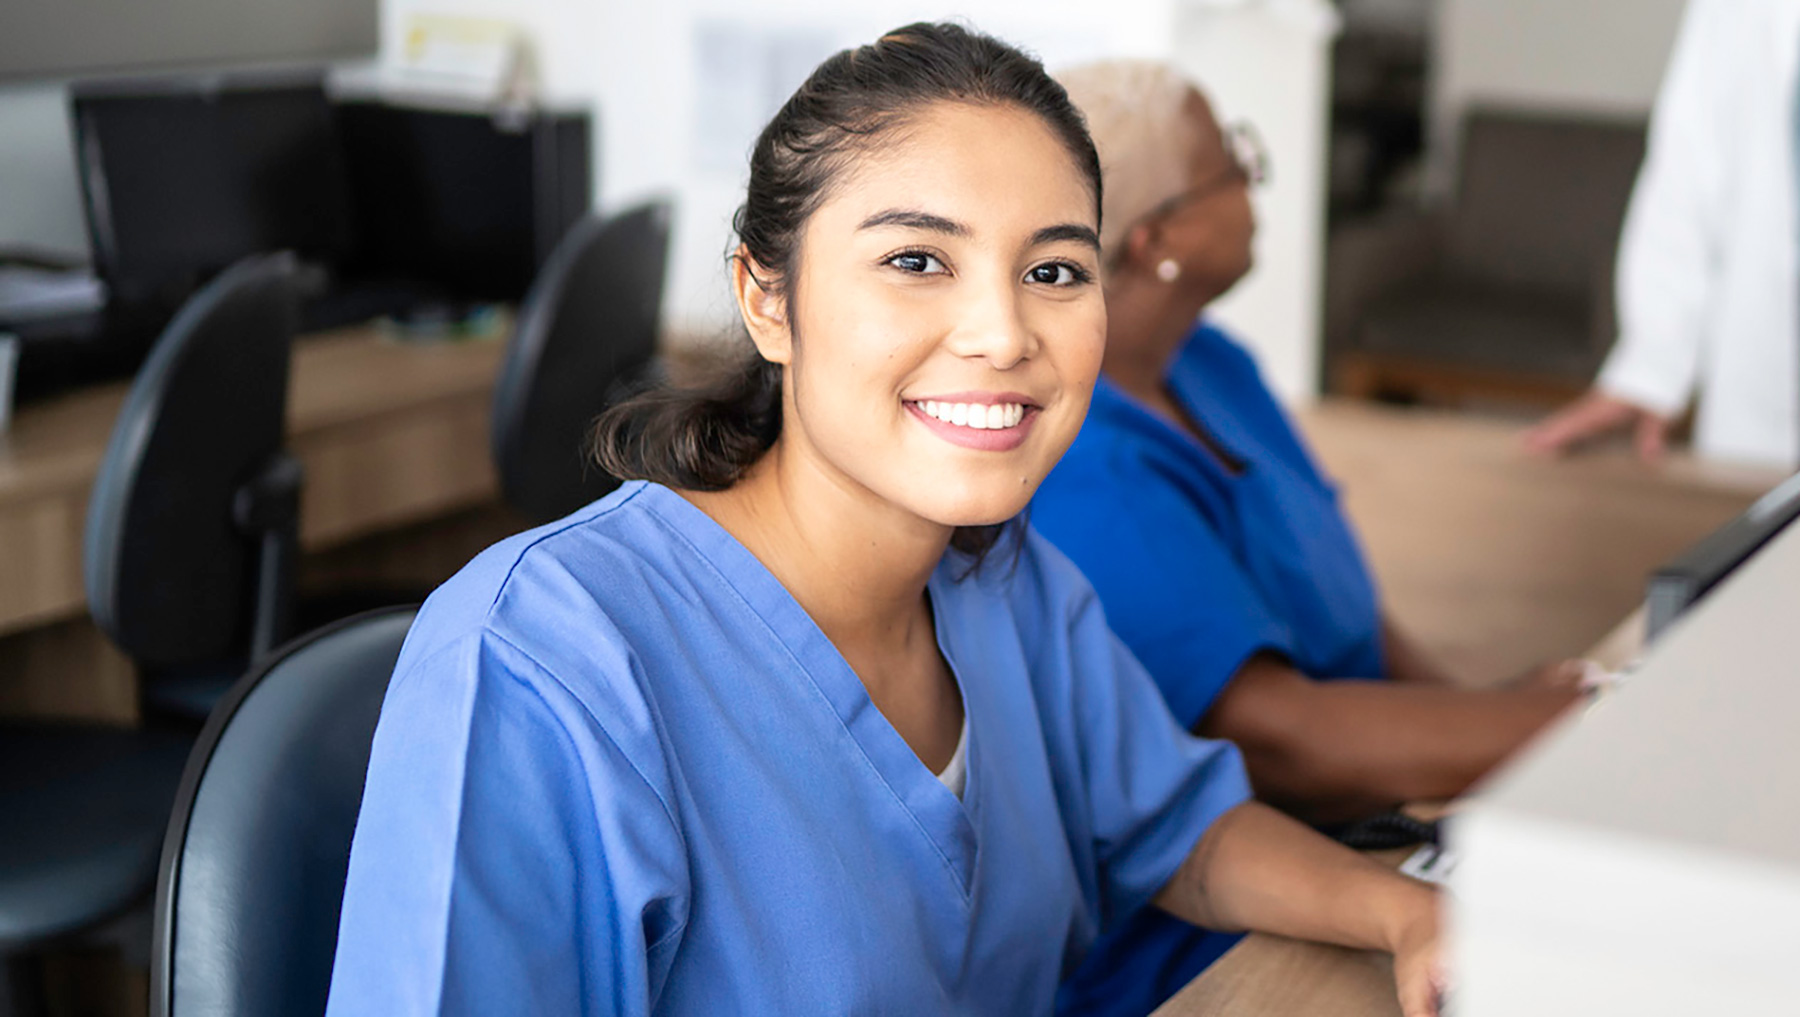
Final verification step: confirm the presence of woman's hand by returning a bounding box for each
[1523,389,1671,463]
[1509,657,1588,693]
[1155,803,1450,1016]
[1386,889,1446,1017]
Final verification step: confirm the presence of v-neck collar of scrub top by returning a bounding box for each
[632,481,983,899]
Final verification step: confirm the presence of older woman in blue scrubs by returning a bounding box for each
[1035,62,1584,1016]
[324,27,1443,1017]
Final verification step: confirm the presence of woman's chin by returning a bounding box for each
[914,488,1036,532]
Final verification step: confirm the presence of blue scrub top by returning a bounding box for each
[1032,322,1384,1017]
[325,481,1250,1016]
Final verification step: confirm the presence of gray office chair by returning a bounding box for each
[150,605,415,1017]
[1,253,299,1009]
[492,199,672,523]
[86,251,303,717]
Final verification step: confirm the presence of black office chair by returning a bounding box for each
[150,606,416,1017]
[492,199,673,523]
[0,724,191,1007]
[86,251,303,718]
[1,253,300,1010]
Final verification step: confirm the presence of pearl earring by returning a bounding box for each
[1156,258,1181,283]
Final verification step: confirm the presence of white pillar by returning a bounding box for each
[1169,0,1339,405]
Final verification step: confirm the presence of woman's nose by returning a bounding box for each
[943,286,1038,370]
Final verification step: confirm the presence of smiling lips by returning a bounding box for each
[904,395,1039,452]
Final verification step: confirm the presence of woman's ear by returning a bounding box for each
[1121,219,1162,279]
[731,247,793,365]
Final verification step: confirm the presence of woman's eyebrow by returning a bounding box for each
[1030,223,1101,251]
[857,210,1098,252]
[858,208,970,236]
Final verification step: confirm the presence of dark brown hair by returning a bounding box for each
[594,21,1101,558]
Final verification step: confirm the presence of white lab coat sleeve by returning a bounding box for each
[1596,0,1738,417]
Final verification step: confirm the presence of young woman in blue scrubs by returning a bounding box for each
[325,27,1442,1017]
[1033,62,1584,1016]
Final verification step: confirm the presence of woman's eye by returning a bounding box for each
[1027,262,1090,286]
[887,251,946,275]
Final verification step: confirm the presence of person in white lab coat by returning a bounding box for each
[1525,0,1800,468]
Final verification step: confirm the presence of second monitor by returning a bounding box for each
[333,98,592,311]
[70,72,592,329]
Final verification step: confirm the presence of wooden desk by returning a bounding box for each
[1295,400,1778,683]
[0,321,506,637]
[1152,400,1783,1017]
[0,322,507,717]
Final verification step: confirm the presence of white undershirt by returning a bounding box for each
[934,719,969,798]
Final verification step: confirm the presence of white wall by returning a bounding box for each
[1173,0,1337,403]
[1428,0,1688,191]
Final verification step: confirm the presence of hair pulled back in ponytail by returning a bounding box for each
[593,21,1101,556]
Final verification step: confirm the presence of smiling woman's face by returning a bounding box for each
[738,100,1107,531]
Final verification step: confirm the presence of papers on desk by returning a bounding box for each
[0,265,107,324]
[1400,843,1458,884]
[334,14,540,111]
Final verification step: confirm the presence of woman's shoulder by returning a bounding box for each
[1178,320,1270,386]
[1042,380,1166,486]
[416,482,656,617]
[370,483,719,796]
[394,482,706,696]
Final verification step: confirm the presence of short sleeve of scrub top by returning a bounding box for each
[323,481,1250,1017]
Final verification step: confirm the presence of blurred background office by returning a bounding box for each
[0,1,1787,1016]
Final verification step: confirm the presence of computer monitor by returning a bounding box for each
[1645,470,1800,641]
[333,100,590,305]
[71,72,352,307]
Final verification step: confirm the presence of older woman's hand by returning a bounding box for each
[1509,658,1588,693]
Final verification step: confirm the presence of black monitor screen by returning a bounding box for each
[334,101,538,302]
[1647,471,1800,641]
[72,76,351,304]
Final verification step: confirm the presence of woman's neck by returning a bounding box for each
[682,435,948,657]
[680,432,966,774]
[1101,275,1209,403]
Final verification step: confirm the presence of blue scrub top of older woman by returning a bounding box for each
[1034,320,1385,1016]
[323,480,1250,1016]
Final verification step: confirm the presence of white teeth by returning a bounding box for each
[916,400,1028,429]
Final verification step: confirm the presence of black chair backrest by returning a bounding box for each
[1446,108,1646,296]
[150,605,417,1017]
[84,252,300,668]
[491,199,672,523]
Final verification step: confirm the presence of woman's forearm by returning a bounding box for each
[1154,801,1438,977]
[1199,656,1580,821]
[1381,618,1458,687]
